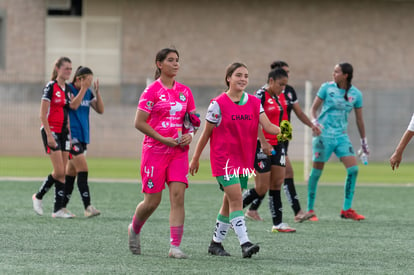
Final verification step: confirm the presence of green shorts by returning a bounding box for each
[216,175,249,191]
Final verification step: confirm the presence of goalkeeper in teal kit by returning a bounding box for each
[305,63,369,221]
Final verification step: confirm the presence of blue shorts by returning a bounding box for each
[312,135,355,162]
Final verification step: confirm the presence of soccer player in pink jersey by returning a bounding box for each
[190,62,280,258]
[128,48,198,259]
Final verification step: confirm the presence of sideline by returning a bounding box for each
[1,177,413,187]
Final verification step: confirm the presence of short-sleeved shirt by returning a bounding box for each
[279,84,298,121]
[68,83,95,144]
[138,79,196,152]
[256,86,283,146]
[407,113,414,132]
[41,80,71,133]
[316,81,363,137]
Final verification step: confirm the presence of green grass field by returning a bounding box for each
[1,156,414,274]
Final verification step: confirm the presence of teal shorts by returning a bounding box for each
[312,135,355,162]
[216,175,248,191]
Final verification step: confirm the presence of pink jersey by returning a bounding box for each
[138,79,196,152]
[209,93,261,177]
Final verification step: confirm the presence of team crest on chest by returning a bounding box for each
[180,92,187,102]
[179,92,186,102]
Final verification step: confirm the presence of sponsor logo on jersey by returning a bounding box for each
[56,91,61,98]
[162,121,170,128]
[169,101,183,115]
[159,94,167,101]
[231,114,253,121]
[267,98,274,104]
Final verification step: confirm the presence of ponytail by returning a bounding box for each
[51,57,71,81]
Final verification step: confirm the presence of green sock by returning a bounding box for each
[307,168,322,211]
[343,166,358,210]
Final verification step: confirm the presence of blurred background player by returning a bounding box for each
[32,57,89,218]
[390,113,414,170]
[190,62,280,257]
[128,48,198,259]
[62,66,104,218]
[245,61,321,223]
[306,62,369,221]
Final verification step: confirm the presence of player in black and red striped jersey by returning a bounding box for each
[32,56,90,218]
[242,68,297,233]
[244,61,321,224]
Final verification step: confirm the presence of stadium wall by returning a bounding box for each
[1,0,414,161]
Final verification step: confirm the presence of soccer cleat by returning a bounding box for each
[84,205,101,218]
[306,210,319,221]
[32,194,43,216]
[168,246,188,259]
[241,242,260,258]
[128,223,141,255]
[271,223,296,233]
[208,241,231,256]
[294,210,316,223]
[62,208,76,217]
[52,209,74,218]
[245,209,264,221]
[340,208,365,221]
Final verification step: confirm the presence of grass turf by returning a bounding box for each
[1,180,413,274]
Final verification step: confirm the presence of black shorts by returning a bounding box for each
[254,141,286,173]
[41,127,70,154]
[69,139,87,157]
[283,140,289,155]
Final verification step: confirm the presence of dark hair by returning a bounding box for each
[224,62,248,87]
[51,57,71,81]
[72,66,93,84]
[270,60,289,70]
[267,68,288,83]
[154,48,179,79]
[338,62,353,100]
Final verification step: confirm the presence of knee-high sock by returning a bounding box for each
[63,175,76,207]
[343,166,358,210]
[77,172,90,209]
[283,178,301,215]
[230,211,250,245]
[53,179,65,213]
[269,190,282,226]
[36,174,54,199]
[307,168,322,211]
[242,188,259,208]
[212,214,231,243]
[249,195,265,211]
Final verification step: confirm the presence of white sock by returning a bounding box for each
[230,216,250,245]
[212,220,231,243]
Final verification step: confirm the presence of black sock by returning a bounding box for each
[269,190,282,226]
[249,195,264,211]
[36,174,54,200]
[63,175,76,207]
[53,180,65,213]
[77,172,90,209]
[242,188,259,208]
[283,178,301,215]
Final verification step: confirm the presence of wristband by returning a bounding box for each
[189,132,194,138]
[360,137,367,145]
